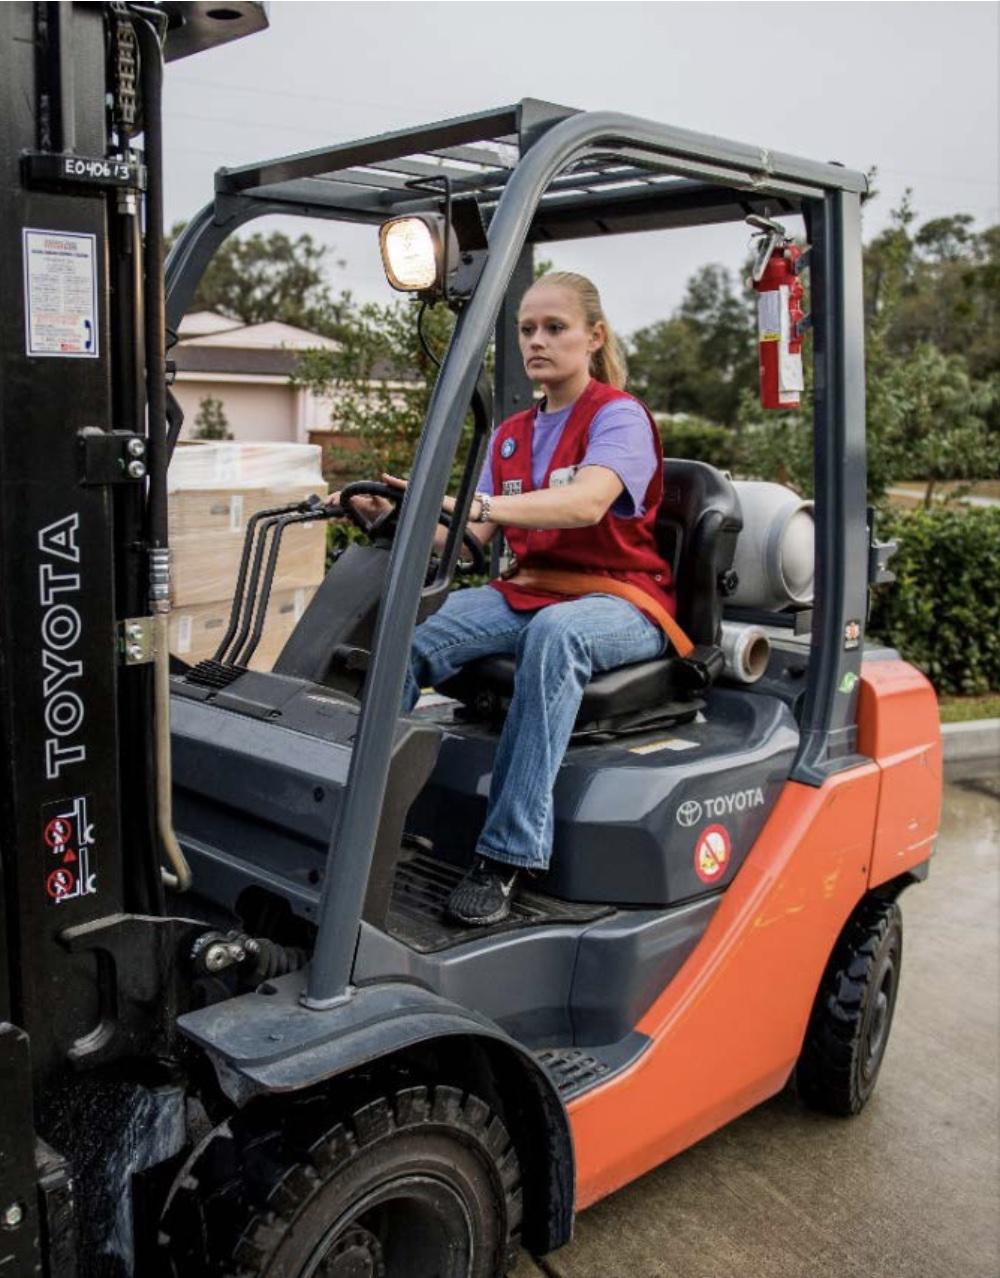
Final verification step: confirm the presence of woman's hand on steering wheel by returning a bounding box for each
[325,479,397,533]
[330,474,488,574]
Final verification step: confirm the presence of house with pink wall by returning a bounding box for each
[171,311,340,445]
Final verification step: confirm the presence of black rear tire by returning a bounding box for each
[160,1085,522,1278]
[796,897,903,1117]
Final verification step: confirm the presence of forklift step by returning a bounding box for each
[534,1047,612,1094]
[386,852,612,953]
[533,1033,651,1100]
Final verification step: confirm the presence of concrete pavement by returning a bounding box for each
[515,764,1000,1278]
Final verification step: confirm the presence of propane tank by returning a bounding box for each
[720,622,771,684]
[729,481,814,610]
[752,236,805,409]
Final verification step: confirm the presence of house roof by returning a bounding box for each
[179,318,340,352]
[177,310,245,337]
[173,345,306,378]
[173,312,340,378]
[172,311,419,384]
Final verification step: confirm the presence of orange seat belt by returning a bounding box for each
[508,568,695,657]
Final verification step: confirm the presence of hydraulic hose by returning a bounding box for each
[136,15,190,891]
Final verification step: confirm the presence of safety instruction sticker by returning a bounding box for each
[694,823,731,884]
[42,794,97,905]
[23,229,99,358]
[757,289,781,342]
[779,347,805,394]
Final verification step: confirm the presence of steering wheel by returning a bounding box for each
[337,480,489,575]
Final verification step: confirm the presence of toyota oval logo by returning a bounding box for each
[676,799,703,827]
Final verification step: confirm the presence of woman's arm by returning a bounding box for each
[383,467,624,541]
[350,464,622,550]
[473,465,624,530]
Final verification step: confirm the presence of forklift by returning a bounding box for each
[0,3,943,1275]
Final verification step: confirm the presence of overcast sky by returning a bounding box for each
[163,1,999,336]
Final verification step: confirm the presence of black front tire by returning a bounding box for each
[160,1085,522,1278]
[796,897,903,1117]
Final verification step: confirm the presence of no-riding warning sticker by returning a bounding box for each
[694,823,732,884]
[41,794,97,905]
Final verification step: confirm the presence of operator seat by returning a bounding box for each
[437,459,743,734]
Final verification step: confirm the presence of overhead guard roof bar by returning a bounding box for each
[215,104,523,194]
[214,99,864,233]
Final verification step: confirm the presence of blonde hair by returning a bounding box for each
[532,270,628,390]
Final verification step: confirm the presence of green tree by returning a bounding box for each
[627,318,706,417]
[740,196,1000,499]
[168,224,350,337]
[628,264,756,427]
[865,201,1000,381]
[736,373,815,493]
[867,346,998,504]
[192,394,232,441]
[292,299,475,482]
[656,413,743,471]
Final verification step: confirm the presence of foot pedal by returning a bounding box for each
[184,659,248,691]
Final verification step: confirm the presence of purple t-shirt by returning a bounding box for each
[478,397,658,518]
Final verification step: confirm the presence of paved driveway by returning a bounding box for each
[516,765,1000,1278]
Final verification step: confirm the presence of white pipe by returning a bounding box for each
[154,612,191,891]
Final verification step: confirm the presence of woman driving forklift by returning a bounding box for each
[340,271,676,926]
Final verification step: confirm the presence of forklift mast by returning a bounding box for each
[0,5,266,1272]
[0,0,147,1086]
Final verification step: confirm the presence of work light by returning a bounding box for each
[379,214,457,294]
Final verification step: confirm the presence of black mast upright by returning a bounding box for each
[0,0,143,1089]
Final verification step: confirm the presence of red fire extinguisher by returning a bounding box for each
[750,222,806,410]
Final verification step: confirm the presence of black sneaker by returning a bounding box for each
[447,857,520,926]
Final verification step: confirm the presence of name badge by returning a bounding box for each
[501,479,522,496]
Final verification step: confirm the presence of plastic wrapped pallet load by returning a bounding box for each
[167,441,328,670]
[170,587,317,672]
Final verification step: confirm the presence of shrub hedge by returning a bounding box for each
[868,505,1000,695]
[657,415,741,471]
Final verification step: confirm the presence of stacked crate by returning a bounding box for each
[168,441,328,670]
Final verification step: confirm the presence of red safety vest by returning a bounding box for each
[490,379,676,622]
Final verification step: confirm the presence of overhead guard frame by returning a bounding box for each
[165,100,869,1007]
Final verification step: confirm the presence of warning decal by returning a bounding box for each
[41,794,97,905]
[694,823,732,884]
[23,229,99,358]
[757,289,781,342]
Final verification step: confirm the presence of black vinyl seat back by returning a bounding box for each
[656,458,742,646]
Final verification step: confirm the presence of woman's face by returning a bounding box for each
[517,283,604,388]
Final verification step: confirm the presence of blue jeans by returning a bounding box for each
[403,586,665,871]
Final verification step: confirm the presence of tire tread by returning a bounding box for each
[160,1082,521,1278]
[796,896,902,1117]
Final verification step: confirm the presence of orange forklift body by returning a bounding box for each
[572,659,940,1209]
